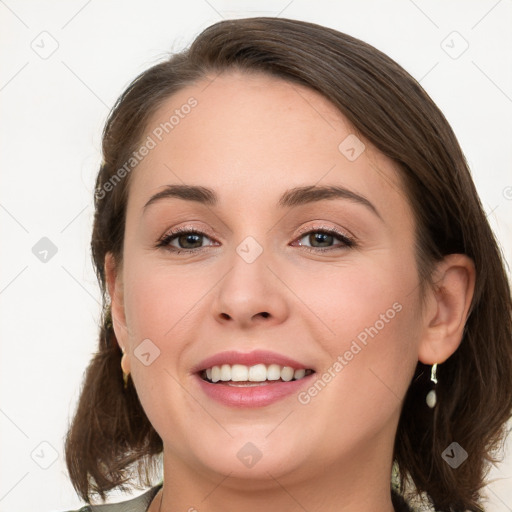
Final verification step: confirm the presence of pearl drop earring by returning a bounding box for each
[426,363,438,408]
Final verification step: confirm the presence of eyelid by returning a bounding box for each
[295,223,354,240]
[157,225,218,247]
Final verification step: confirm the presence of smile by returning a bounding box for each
[200,363,315,384]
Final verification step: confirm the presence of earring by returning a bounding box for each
[426,363,438,408]
[121,347,130,390]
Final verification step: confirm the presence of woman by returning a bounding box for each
[64,17,512,512]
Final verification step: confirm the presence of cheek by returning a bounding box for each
[123,258,208,340]
[120,259,207,432]
[298,253,418,349]
[296,253,421,412]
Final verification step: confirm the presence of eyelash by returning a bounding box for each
[295,225,356,252]
[156,225,356,255]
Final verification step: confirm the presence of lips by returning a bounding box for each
[191,349,315,374]
[191,350,316,408]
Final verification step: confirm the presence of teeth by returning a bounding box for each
[201,363,313,383]
[281,366,294,382]
[220,364,231,381]
[248,364,267,381]
[267,364,281,380]
[231,364,248,382]
[294,369,306,380]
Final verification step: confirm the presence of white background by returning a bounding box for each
[1,1,511,511]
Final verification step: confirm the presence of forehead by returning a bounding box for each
[127,72,408,220]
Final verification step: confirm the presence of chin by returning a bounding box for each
[188,436,309,483]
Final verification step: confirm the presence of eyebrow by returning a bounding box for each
[143,184,382,220]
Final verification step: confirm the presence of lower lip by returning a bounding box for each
[194,373,315,408]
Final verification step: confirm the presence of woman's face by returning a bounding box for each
[111,72,427,484]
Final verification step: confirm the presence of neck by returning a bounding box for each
[152,437,397,512]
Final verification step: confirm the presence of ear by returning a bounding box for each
[105,252,130,373]
[418,254,476,365]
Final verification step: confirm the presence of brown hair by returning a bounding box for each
[64,17,512,511]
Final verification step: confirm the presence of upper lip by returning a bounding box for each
[192,350,315,373]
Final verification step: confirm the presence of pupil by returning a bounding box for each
[311,232,332,247]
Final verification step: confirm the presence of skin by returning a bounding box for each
[105,72,475,512]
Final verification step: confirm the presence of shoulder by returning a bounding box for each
[62,484,162,512]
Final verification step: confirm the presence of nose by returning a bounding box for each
[211,244,290,329]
